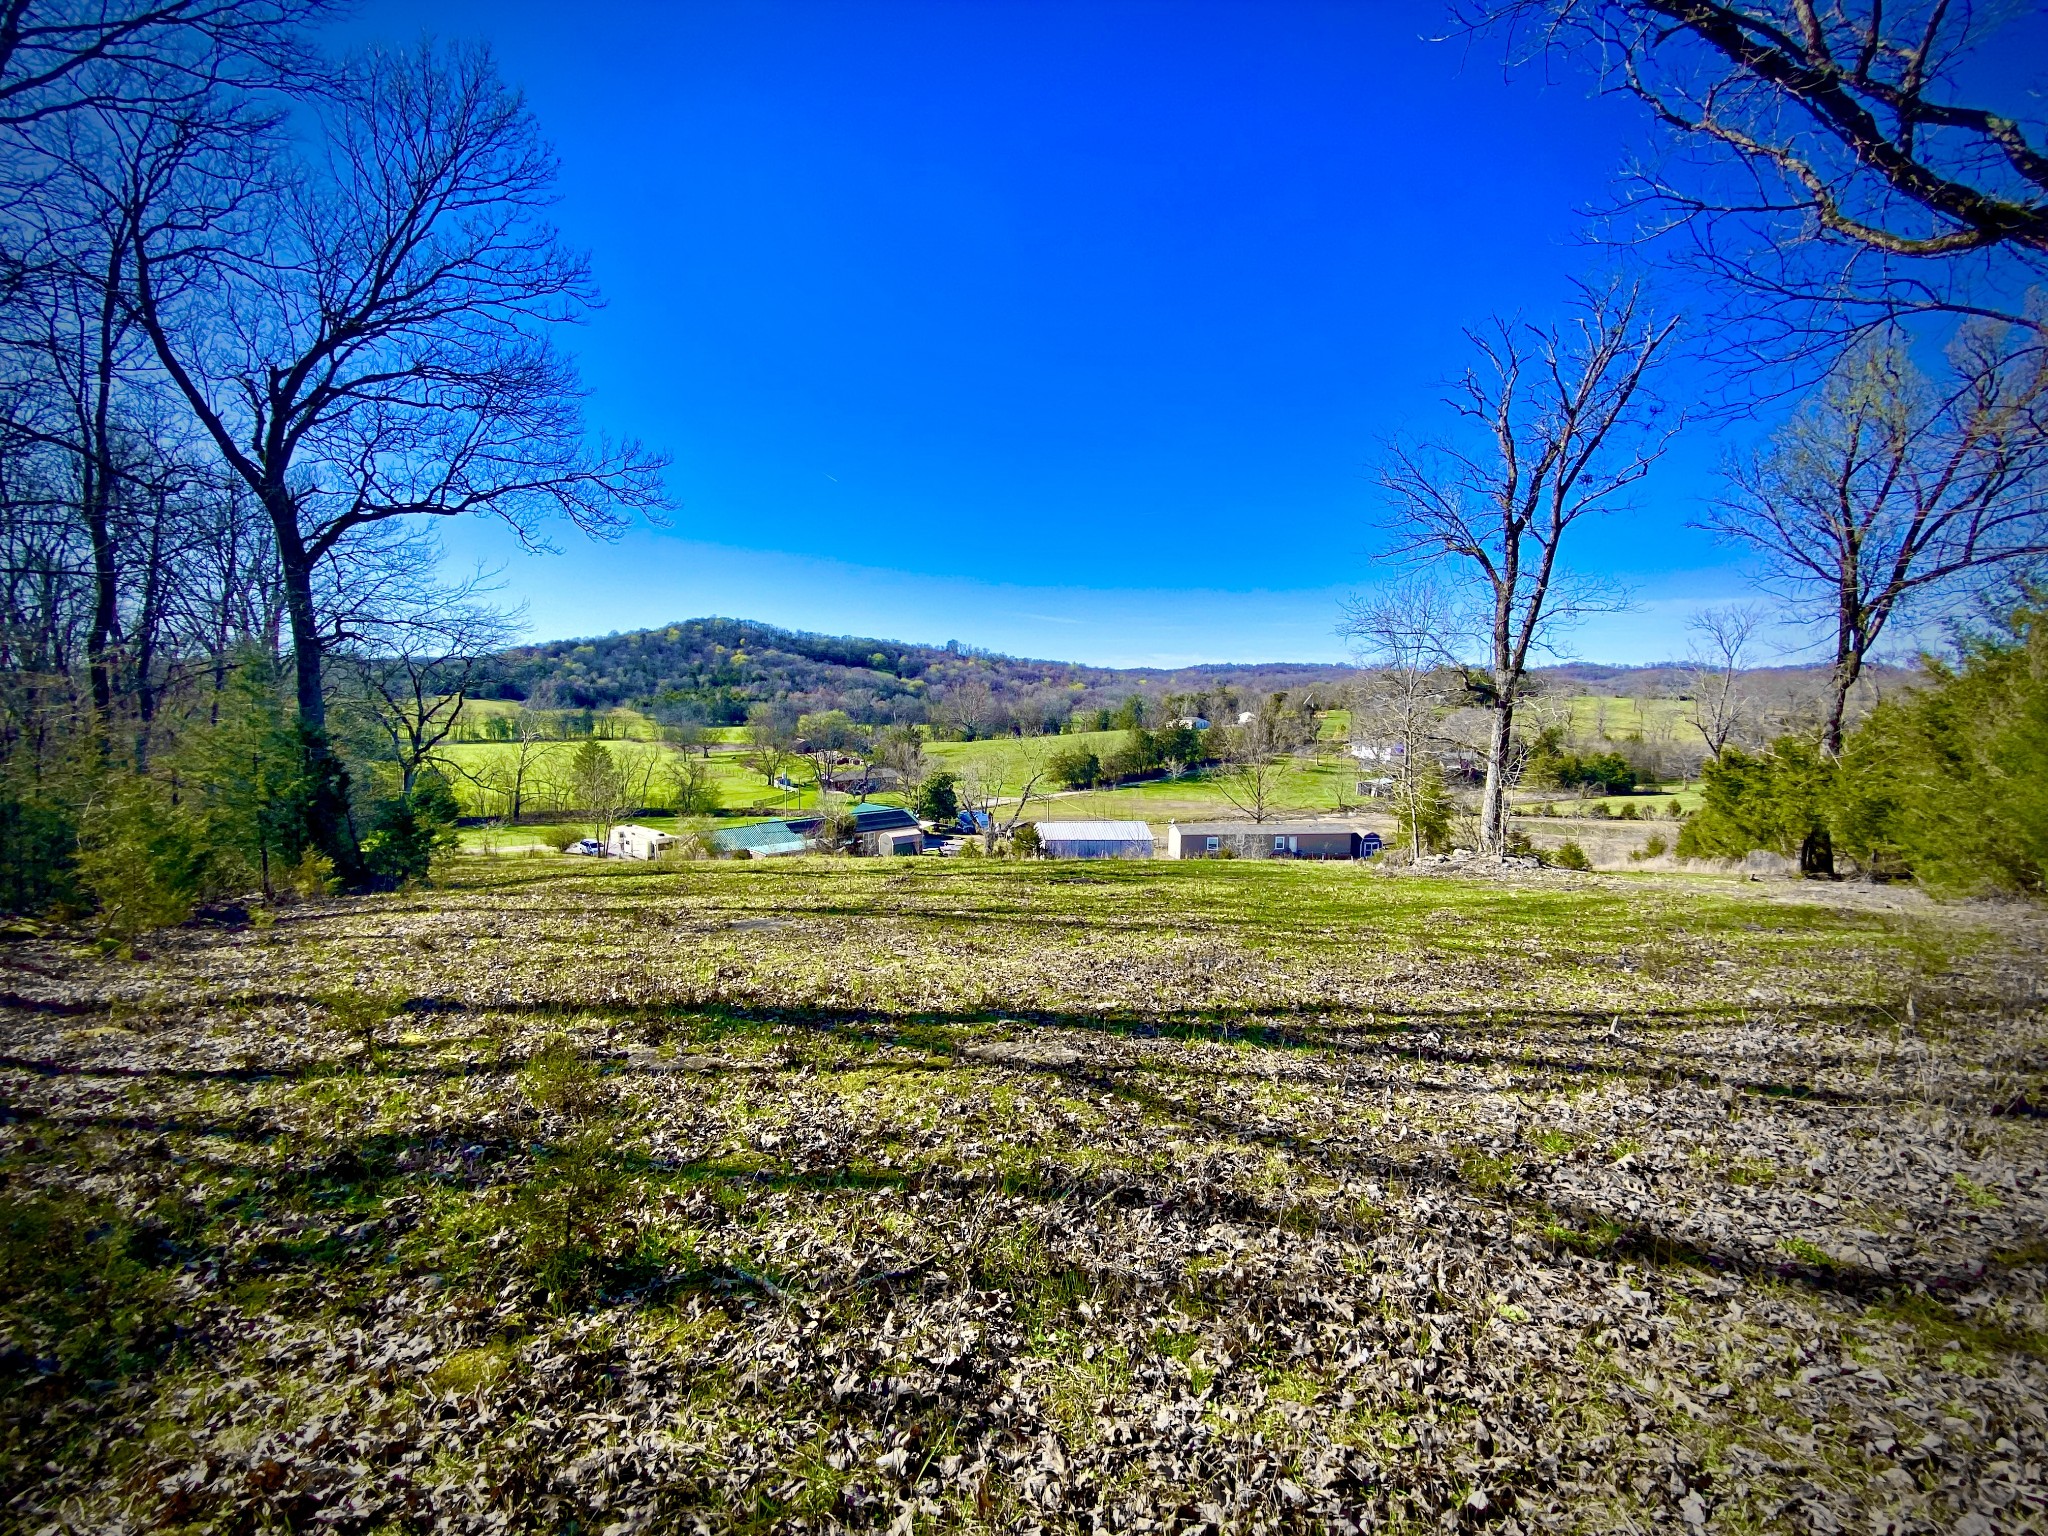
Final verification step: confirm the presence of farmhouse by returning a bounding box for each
[1165,820,1383,860]
[1035,820,1155,859]
[710,821,810,859]
[607,824,680,860]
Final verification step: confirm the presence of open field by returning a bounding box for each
[448,700,667,742]
[1004,759,1370,827]
[2,859,2043,1532]
[1555,695,1704,746]
[435,741,789,819]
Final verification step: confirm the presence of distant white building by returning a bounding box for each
[1035,820,1155,859]
[608,824,680,860]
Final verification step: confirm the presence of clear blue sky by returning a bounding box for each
[350,0,1767,667]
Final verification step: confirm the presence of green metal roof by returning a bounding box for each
[847,802,920,833]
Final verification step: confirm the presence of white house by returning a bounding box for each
[607,823,680,860]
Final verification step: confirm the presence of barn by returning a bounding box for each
[1035,820,1155,860]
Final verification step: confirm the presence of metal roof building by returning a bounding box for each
[1034,820,1155,860]
[710,820,810,858]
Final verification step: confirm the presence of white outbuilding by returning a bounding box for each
[1034,820,1155,860]
[607,823,680,860]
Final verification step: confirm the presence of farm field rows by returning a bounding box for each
[2,859,2042,1531]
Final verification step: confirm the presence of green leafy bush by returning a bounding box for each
[0,790,81,915]
[75,780,221,938]
[1525,732,1639,794]
[1677,738,1836,872]
[1047,747,1101,790]
[912,771,959,826]
[1851,604,2048,893]
[1549,839,1592,871]
[360,770,462,886]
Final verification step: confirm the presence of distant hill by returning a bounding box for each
[475,617,1359,732]
[476,616,1900,734]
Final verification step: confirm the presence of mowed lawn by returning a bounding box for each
[2,858,2042,1532]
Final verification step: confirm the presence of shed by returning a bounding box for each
[1035,820,1155,860]
[608,823,679,860]
[1165,821,1381,860]
[710,820,809,859]
[845,802,922,855]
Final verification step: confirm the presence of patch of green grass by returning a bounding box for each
[1456,1148,1517,1196]
[520,1033,609,1118]
[1778,1237,1833,1268]
[430,1343,517,1395]
[1539,1213,1625,1255]
[1953,1173,2001,1209]
[1871,1292,2047,1369]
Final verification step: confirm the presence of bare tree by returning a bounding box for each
[1215,744,1285,825]
[470,709,559,821]
[956,744,1050,854]
[1707,326,2048,753]
[742,702,797,798]
[1462,0,2048,350]
[1685,601,1772,757]
[667,751,714,815]
[1340,578,1467,857]
[335,567,520,796]
[128,40,666,871]
[1377,280,1680,853]
[0,0,323,130]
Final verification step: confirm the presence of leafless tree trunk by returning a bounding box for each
[1216,746,1283,825]
[1377,280,1679,853]
[1685,602,1771,757]
[1341,578,1464,859]
[336,568,518,797]
[1461,0,2048,351]
[128,40,666,874]
[1706,327,2048,753]
[958,745,1049,854]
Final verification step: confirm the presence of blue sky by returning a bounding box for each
[352,0,1777,667]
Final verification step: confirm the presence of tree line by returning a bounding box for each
[0,2,660,924]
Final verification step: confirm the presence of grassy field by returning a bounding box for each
[2,858,2042,1531]
[435,741,790,819]
[1556,693,1703,744]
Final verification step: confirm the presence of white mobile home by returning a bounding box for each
[607,823,680,860]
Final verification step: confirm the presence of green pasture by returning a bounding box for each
[435,740,794,818]
[446,699,666,742]
[1553,692,1705,744]
[999,756,1371,826]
